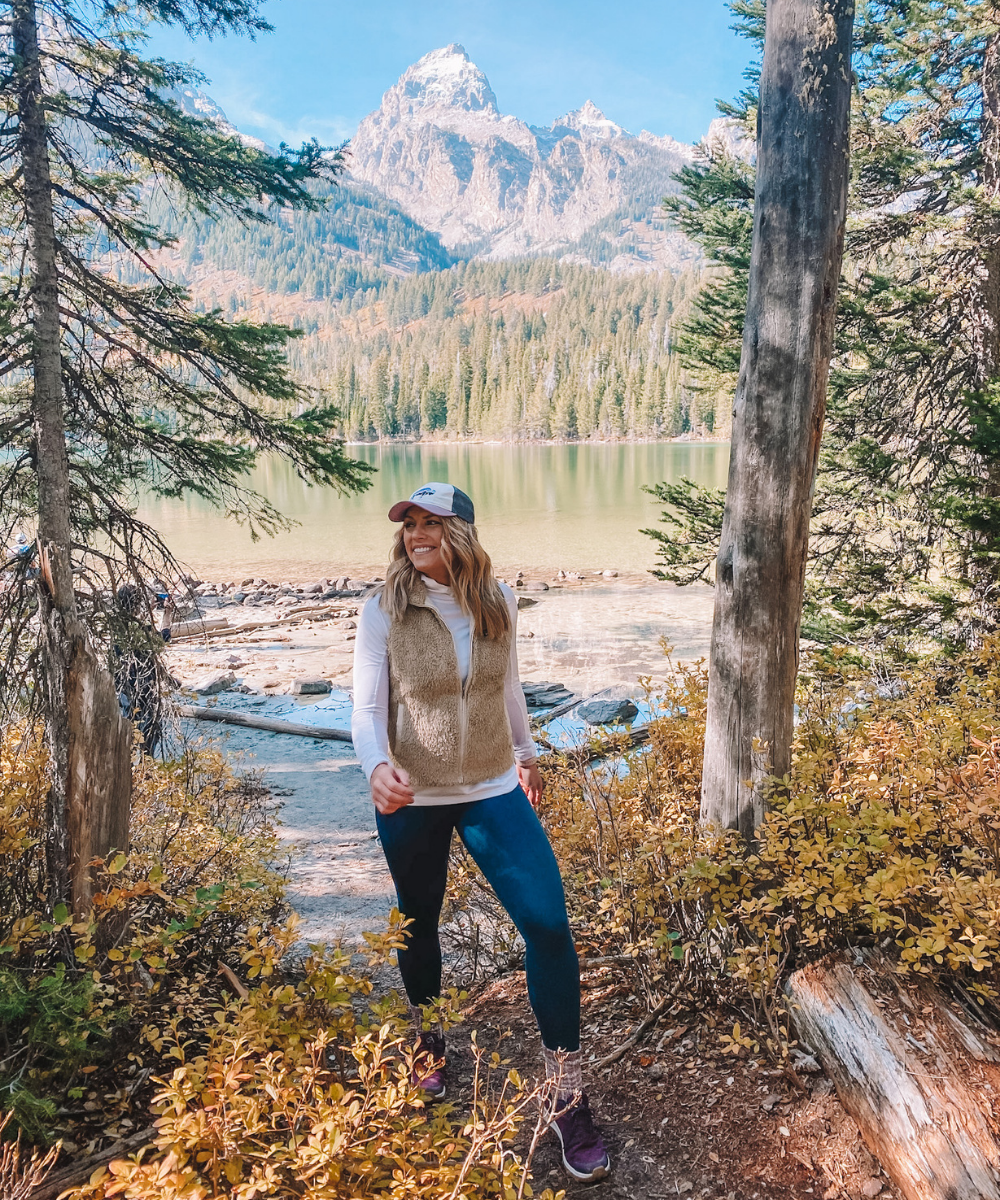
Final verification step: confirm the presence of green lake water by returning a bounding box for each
[139,441,729,581]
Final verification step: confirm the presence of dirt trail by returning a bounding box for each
[182,715,393,945]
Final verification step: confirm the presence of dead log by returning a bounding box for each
[169,616,230,638]
[785,948,1000,1200]
[169,606,355,643]
[177,704,352,742]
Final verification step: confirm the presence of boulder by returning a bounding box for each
[191,670,237,696]
[602,570,619,578]
[517,596,538,609]
[577,698,639,726]
[302,581,325,595]
[522,681,573,709]
[522,580,549,592]
[292,679,332,696]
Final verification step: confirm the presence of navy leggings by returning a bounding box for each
[375,785,580,1052]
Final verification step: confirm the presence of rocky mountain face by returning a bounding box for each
[348,45,699,271]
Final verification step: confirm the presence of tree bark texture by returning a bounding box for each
[786,949,1000,1200]
[980,18,1000,383]
[700,0,854,836]
[13,0,131,912]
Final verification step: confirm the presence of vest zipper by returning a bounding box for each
[457,688,468,785]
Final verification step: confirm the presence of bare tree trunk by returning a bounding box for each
[980,20,1000,380]
[13,0,131,913]
[700,0,855,836]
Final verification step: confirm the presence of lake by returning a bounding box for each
[139,441,729,581]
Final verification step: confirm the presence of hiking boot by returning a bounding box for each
[412,1028,446,1100]
[552,1092,610,1182]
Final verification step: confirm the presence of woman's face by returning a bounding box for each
[402,507,449,582]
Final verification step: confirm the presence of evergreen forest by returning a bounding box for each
[304,260,707,441]
[139,187,712,442]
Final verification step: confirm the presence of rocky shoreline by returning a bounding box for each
[164,567,640,703]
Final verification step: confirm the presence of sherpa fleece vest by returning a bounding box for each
[386,581,513,790]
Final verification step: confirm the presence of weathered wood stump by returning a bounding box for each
[786,949,1000,1200]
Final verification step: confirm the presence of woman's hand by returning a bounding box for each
[371,763,415,814]
[518,761,544,808]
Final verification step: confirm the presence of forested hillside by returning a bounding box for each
[139,180,454,307]
[300,260,708,441]
[142,194,712,440]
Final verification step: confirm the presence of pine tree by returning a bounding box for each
[649,0,1000,649]
[0,0,372,911]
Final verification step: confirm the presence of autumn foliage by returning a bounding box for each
[0,738,556,1199]
[536,640,1000,1057]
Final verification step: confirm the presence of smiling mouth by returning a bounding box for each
[411,546,435,554]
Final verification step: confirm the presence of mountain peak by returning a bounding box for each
[555,100,625,139]
[394,45,498,115]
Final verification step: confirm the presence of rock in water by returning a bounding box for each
[191,671,237,696]
[577,698,639,725]
[292,679,332,696]
[521,681,573,708]
[517,596,538,609]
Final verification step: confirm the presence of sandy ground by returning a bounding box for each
[167,577,714,945]
[179,708,394,946]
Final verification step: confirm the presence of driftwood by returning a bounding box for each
[169,605,354,643]
[169,616,230,638]
[786,948,1000,1200]
[33,1126,156,1200]
[177,704,352,742]
[536,723,651,762]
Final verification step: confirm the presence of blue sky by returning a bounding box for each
[148,0,754,148]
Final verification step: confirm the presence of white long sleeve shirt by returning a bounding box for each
[351,577,538,806]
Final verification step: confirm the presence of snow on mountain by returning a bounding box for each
[704,117,756,164]
[348,45,698,269]
[170,87,268,152]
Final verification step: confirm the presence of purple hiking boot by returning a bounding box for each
[412,1028,447,1101]
[552,1092,610,1182]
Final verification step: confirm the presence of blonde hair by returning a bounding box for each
[380,516,511,640]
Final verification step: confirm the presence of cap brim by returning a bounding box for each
[388,500,455,522]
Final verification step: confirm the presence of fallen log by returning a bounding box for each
[169,616,230,638]
[33,1126,156,1200]
[785,948,1000,1200]
[536,724,651,761]
[177,704,352,742]
[169,606,355,643]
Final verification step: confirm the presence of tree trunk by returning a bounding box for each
[13,0,131,913]
[980,19,1000,381]
[700,0,855,836]
[786,949,1000,1200]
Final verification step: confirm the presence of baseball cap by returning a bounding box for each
[388,482,475,524]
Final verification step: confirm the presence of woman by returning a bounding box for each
[352,482,610,1183]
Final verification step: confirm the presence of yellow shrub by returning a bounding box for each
[538,641,1000,1054]
[74,925,553,1200]
[0,736,559,1199]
